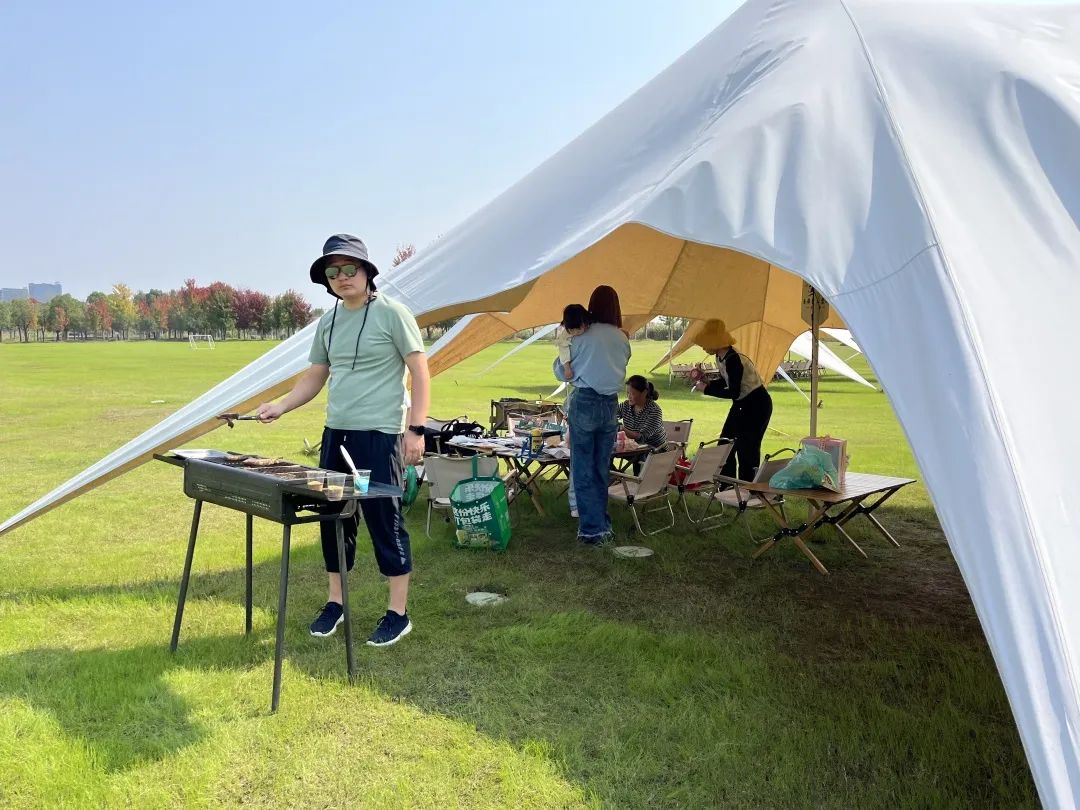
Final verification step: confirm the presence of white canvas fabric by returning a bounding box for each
[788,332,875,389]
[4,2,1080,801]
[649,320,875,389]
[822,327,862,354]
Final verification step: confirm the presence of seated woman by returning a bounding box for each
[617,375,666,450]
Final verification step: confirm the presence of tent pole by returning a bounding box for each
[810,294,820,437]
[668,318,674,387]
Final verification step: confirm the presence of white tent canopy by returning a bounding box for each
[648,320,876,390]
[788,332,875,390]
[822,327,861,354]
[4,2,1079,801]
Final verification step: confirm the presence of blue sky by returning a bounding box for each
[0,1,1064,299]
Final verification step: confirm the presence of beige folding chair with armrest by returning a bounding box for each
[608,450,681,536]
[675,438,735,530]
[661,419,693,451]
[713,448,796,542]
[423,455,520,538]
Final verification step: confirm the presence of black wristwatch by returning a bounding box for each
[407,424,425,436]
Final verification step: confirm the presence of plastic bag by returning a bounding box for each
[768,445,841,492]
[449,456,512,551]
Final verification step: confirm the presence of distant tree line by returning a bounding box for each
[0,242,472,344]
[0,280,315,343]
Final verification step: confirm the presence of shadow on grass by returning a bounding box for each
[0,498,1038,805]
[0,632,265,773]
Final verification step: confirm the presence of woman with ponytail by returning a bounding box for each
[618,375,666,450]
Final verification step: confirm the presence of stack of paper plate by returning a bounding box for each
[465,591,508,606]
[612,546,654,558]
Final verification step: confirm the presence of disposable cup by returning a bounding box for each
[325,472,347,500]
[354,469,371,495]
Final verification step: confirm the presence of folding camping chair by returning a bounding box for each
[608,450,681,536]
[674,438,735,530]
[712,448,797,542]
[661,419,694,450]
[423,455,519,538]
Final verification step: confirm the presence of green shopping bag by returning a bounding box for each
[449,456,512,551]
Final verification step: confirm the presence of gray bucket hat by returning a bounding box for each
[309,234,380,298]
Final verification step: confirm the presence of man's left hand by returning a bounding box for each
[404,431,425,465]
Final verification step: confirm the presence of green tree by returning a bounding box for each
[0,300,10,341]
[45,301,69,340]
[203,282,236,340]
[10,299,37,342]
[46,294,85,339]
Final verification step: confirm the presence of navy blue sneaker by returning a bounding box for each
[366,610,412,647]
[309,602,344,637]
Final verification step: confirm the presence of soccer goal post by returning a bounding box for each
[189,334,216,349]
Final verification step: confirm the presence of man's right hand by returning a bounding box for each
[256,402,287,423]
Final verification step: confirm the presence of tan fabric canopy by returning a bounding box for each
[425,223,843,381]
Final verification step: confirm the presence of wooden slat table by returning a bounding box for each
[718,471,916,575]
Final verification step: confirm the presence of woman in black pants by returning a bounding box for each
[692,320,773,481]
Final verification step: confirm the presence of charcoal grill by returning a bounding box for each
[156,451,402,711]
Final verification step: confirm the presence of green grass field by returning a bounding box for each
[0,339,1037,808]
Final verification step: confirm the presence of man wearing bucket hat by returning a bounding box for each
[256,234,429,647]
[692,319,773,481]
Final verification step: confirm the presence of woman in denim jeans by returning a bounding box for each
[553,286,631,544]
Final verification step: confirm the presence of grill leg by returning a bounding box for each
[170,500,203,652]
[271,524,291,713]
[245,514,253,635]
[336,518,356,682]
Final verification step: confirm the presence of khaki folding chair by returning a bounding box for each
[608,450,681,536]
[713,448,796,542]
[674,438,735,530]
[423,455,519,538]
[661,419,693,450]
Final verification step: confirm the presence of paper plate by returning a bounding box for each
[465,591,508,606]
[612,545,654,558]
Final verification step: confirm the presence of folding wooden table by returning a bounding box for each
[722,471,916,575]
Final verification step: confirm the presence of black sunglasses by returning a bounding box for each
[324,263,363,280]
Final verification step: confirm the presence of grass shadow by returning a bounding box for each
[0,632,267,773]
[0,496,1038,805]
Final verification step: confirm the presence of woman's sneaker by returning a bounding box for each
[367,610,412,647]
[309,602,344,637]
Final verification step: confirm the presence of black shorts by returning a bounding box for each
[317,427,411,577]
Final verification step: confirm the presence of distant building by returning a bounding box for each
[1,287,28,302]
[28,282,62,301]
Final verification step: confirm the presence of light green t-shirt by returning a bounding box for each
[308,294,425,433]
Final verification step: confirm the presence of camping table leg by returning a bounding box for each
[753,496,831,575]
[508,456,546,516]
[808,497,868,559]
[245,513,253,635]
[271,524,291,713]
[836,487,904,547]
[170,499,203,652]
[335,516,356,683]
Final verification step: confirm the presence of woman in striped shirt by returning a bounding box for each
[617,375,666,449]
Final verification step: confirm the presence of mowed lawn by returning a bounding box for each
[0,339,1037,808]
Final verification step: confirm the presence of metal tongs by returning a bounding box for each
[217,412,262,429]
